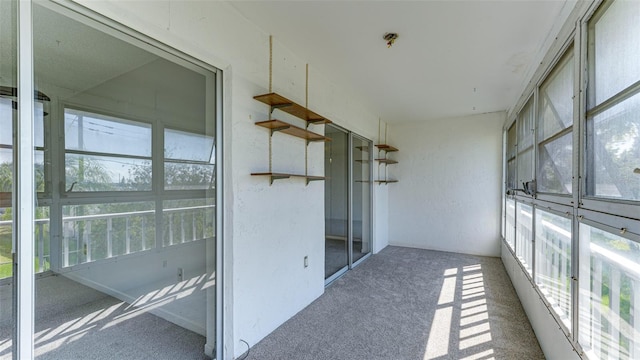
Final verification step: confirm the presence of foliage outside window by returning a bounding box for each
[537,48,574,195]
[64,108,152,192]
[578,223,640,360]
[586,0,640,201]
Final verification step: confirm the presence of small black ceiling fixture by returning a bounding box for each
[383,33,398,48]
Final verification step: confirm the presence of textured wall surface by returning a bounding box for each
[389,112,505,257]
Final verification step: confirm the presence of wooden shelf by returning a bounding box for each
[375,180,398,185]
[355,146,369,152]
[255,120,330,142]
[375,144,399,152]
[254,93,332,124]
[251,172,325,185]
[355,159,370,163]
[375,158,398,164]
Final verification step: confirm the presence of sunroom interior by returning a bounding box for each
[1,0,639,360]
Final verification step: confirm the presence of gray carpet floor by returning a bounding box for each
[0,275,208,360]
[245,246,545,360]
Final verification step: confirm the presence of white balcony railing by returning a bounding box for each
[0,204,214,278]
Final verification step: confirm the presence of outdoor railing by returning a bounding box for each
[0,204,214,277]
[582,242,640,360]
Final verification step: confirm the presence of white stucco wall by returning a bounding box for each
[388,112,505,257]
[71,1,388,358]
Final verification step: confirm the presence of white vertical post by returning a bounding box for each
[192,213,196,241]
[106,218,112,258]
[84,221,91,263]
[610,270,620,359]
[168,214,173,246]
[180,213,185,244]
[633,279,640,360]
[593,257,603,357]
[16,0,35,357]
[141,217,146,250]
[125,217,130,254]
[37,223,43,272]
[63,222,69,267]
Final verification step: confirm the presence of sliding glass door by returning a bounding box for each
[324,125,372,282]
[0,0,17,355]
[325,126,349,279]
[352,135,371,264]
[2,1,221,358]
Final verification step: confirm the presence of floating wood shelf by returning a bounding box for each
[375,158,398,164]
[254,93,332,124]
[375,180,398,185]
[251,172,325,185]
[355,159,370,163]
[356,146,369,151]
[255,120,330,142]
[375,144,399,152]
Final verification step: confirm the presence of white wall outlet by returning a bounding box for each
[177,267,183,282]
[304,256,308,268]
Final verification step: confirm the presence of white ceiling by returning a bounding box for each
[230,1,571,123]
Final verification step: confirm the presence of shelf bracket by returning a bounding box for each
[270,174,290,185]
[306,177,323,186]
[270,103,293,114]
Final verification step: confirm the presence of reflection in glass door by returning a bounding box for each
[325,126,349,279]
[0,0,16,355]
[325,125,372,282]
[352,135,371,265]
[0,2,219,359]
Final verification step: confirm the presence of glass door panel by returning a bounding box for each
[0,0,16,357]
[325,125,348,279]
[30,3,217,358]
[352,136,371,264]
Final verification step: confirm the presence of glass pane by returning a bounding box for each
[165,128,214,163]
[517,148,533,187]
[32,3,217,358]
[515,202,533,275]
[535,209,571,330]
[1,100,46,193]
[62,202,155,266]
[0,0,16,356]
[352,137,371,264]
[507,122,517,159]
[165,162,214,191]
[325,125,348,279]
[163,198,215,247]
[65,109,151,157]
[507,159,516,191]
[518,98,535,150]
[539,51,574,142]
[65,153,152,192]
[589,0,640,107]
[588,93,640,201]
[505,199,515,249]
[579,223,640,360]
[538,132,572,194]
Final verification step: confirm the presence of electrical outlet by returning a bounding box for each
[177,267,183,282]
[304,256,308,268]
